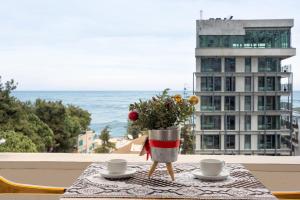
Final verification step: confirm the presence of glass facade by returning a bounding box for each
[258,57,281,72]
[225,77,235,91]
[244,135,251,149]
[226,115,235,130]
[245,115,251,130]
[245,57,252,72]
[201,57,221,72]
[258,76,281,91]
[258,96,280,110]
[245,77,251,92]
[258,115,280,130]
[199,28,291,48]
[225,135,235,149]
[225,96,235,111]
[202,135,220,149]
[244,96,251,111]
[225,57,236,72]
[201,96,221,111]
[258,135,281,149]
[201,115,221,130]
[201,77,221,91]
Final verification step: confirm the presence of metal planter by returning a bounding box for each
[149,128,180,163]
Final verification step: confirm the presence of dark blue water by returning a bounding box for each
[12,91,191,136]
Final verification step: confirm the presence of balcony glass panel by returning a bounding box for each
[244,135,251,149]
[225,57,236,72]
[225,96,235,111]
[202,135,220,149]
[245,115,251,130]
[201,57,221,72]
[201,96,221,111]
[201,115,221,130]
[258,96,280,110]
[226,115,235,130]
[225,135,235,149]
[225,77,235,91]
[258,115,280,130]
[258,57,281,72]
[244,96,251,111]
[258,135,281,149]
[245,57,252,72]
[258,77,281,91]
[201,77,221,91]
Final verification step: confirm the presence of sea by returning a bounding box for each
[12,91,300,137]
[12,91,191,137]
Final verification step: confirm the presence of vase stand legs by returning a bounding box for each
[148,161,175,181]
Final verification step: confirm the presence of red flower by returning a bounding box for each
[128,111,139,121]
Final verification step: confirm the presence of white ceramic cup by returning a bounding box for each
[107,159,127,174]
[200,159,225,176]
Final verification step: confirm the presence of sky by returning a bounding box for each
[0,0,299,91]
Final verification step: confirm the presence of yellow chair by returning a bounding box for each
[272,191,300,200]
[0,176,65,194]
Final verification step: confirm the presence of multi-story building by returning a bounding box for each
[77,131,101,153]
[193,18,296,155]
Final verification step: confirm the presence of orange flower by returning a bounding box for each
[188,95,199,105]
[173,94,183,103]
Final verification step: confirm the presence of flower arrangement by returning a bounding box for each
[128,89,199,130]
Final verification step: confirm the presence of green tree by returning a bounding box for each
[0,77,54,152]
[67,105,91,130]
[0,130,37,152]
[180,125,194,154]
[34,99,83,152]
[94,126,116,153]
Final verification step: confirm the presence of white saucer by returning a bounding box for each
[100,169,136,179]
[192,169,229,181]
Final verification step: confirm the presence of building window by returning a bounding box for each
[258,96,280,110]
[201,77,221,91]
[226,115,235,130]
[79,140,83,146]
[258,115,280,130]
[258,77,280,91]
[245,115,251,130]
[258,135,281,149]
[199,29,291,48]
[202,135,220,149]
[258,57,281,72]
[245,77,251,91]
[245,57,252,72]
[201,96,221,111]
[225,135,235,149]
[244,135,251,149]
[244,96,251,111]
[225,57,236,72]
[201,57,221,72]
[201,115,221,130]
[225,96,235,111]
[225,77,235,91]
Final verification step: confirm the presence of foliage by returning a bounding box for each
[126,120,141,139]
[34,99,90,152]
[0,76,91,152]
[0,77,54,151]
[129,89,195,130]
[0,130,37,152]
[180,125,194,154]
[94,126,116,153]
